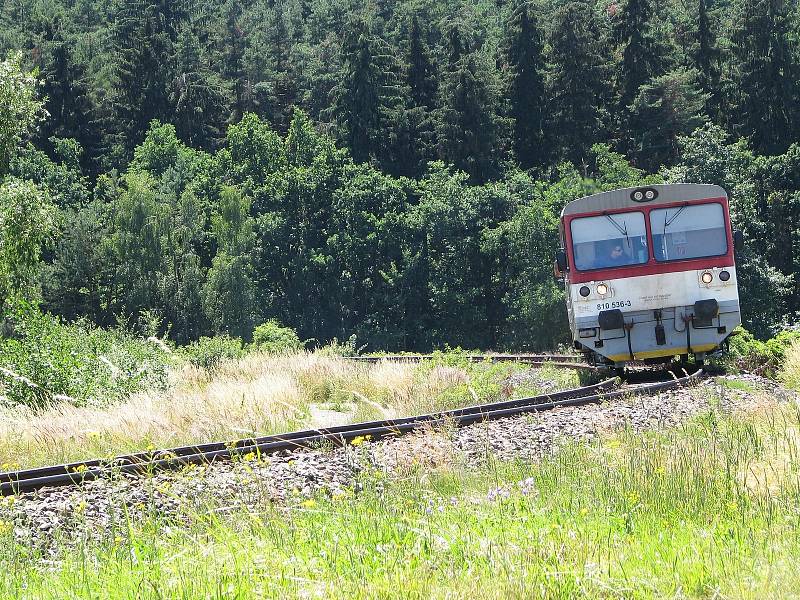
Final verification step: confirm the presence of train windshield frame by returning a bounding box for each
[650,202,728,262]
[570,211,649,271]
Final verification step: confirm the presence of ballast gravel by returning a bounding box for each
[0,374,790,554]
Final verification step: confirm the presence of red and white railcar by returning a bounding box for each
[556,184,742,365]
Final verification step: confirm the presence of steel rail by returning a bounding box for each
[344,353,587,364]
[344,353,593,370]
[0,370,703,496]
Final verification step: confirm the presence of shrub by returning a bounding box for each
[724,326,800,377]
[316,334,362,357]
[251,320,302,354]
[0,302,172,408]
[183,335,245,371]
[779,341,800,390]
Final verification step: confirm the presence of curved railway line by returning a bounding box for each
[0,354,704,496]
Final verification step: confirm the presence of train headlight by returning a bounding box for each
[701,271,713,284]
[579,286,591,297]
[645,189,656,200]
[596,283,609,296]
[632,190,644,201]
[719,270,731,282]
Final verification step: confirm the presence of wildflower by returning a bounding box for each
[351,436,365,447]
[518,477,536,496]
[606,440,622,449]
[243,452,256,462]
[75,500,88,513]
[87,431,101,440]
[580,507,589,516]
[487,486,510,502]
[73,464,89,474]
[0,521,12,535]
[301,499,317,509]
[627,492,640,505]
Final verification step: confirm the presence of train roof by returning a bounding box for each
[561,183,728,217]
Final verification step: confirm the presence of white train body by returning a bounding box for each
[559,184,741,364]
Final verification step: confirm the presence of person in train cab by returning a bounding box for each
[596,242,626,268]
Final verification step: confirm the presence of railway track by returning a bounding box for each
[345,353,593,369]
[0,369,703,496]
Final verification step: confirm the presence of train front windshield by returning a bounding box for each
[570,211,648,270]
[650,203,727,261]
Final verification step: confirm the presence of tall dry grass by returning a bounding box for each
[0,352,555,469]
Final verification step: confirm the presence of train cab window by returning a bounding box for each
[570,211,648,270]
[650,203,727,262]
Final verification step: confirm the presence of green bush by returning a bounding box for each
[724,326,800,377]
[316,334,361,357]
[251,320,302,354]
[182,335,245,371]
[0,302,172,408]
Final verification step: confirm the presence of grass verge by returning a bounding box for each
[1,393,798,598]
[0,352,577,470]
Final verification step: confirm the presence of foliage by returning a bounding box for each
[0,0,798,360]
[724,326,800,377]
[0,178,57,304]
[251,320,302,354]
[0,52,43,175]
[0,301,171,408]
[182,335,245,371]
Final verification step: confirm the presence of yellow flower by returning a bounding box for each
[351,436,365,446]
[73,464,89,474]
[580,507,589,516]
[75,500,88,513]
[0,521,11,535]
[606,440,621,449]
[243,452,256,462]
[301,499,317,509]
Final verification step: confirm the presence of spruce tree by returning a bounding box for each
[437,51,502,183]
[107,0,175,165]
[729,0,800,154]
[38,31,102,175]
[171,27,229,151]
[504,1,547,169]
[547,1,611,166]
[407,15,437,111]
[695,0,721,117]
[612,0,667,109]
[331,17,402,166]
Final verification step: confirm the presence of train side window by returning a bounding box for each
[569,211,648,270]
[650,203,727,262]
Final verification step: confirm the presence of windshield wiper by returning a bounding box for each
[604,213,630,246]
[664,204,688,229]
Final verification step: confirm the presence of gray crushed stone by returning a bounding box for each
[0,375,789,554]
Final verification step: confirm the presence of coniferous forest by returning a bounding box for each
[2,0,800,351]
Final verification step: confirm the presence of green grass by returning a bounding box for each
[1,395,799,598]
[719,378,758,392]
